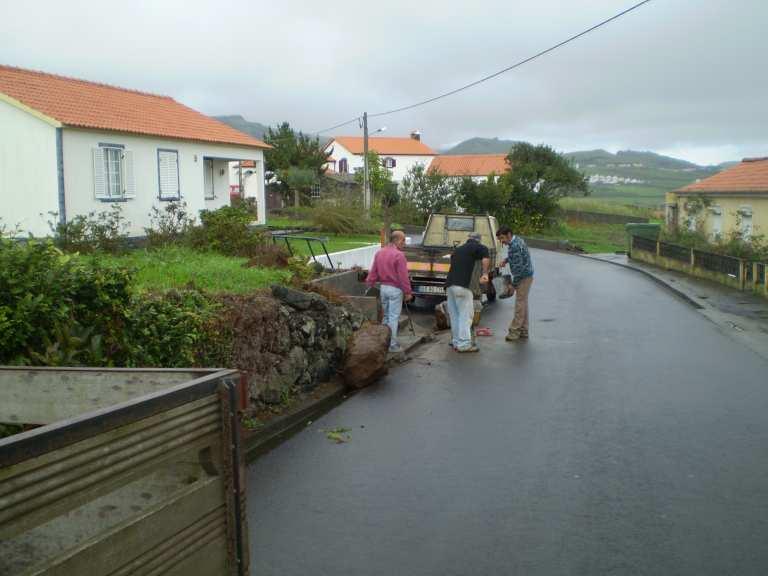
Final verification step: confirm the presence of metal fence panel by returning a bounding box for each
[693,249,740,277]
[659,241,691,263]
[632,235,657,253]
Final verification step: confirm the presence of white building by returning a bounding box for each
[323,132,436,182]
[0,64,270,237]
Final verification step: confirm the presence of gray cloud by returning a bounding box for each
[1,0,765,164]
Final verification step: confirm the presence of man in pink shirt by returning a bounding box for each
[366,230,413,352]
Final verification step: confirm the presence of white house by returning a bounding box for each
[323,132,436,182]
[0,64,270,237]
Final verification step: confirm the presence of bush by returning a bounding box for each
[144,201,195,248]
[49,204,129,254]
[0,239,133,365]
[244,244,292,268]
[188,204,268,257]
[124,290,230,368]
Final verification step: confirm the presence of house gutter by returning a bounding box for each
[56,127,66,225]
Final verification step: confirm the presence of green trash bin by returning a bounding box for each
[625,223,661,240]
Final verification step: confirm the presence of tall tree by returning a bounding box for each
[354,152,397,208]
[400,164,456,221]
[263,122,330,205]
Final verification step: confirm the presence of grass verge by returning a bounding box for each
[96,247,291,293]
[271,234,380,257]
[533,221,629,254]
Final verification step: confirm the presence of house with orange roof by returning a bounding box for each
[323,132,436,182]
[0,65,270,236]
[428,154,510,182]
[665,157,768,241]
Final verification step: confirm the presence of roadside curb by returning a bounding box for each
[244,333,431,462]
[580,254,704,310]
[243,382,349,463]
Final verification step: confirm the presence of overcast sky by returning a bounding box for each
[1,0,765,165]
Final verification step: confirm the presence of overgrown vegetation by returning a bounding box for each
[49,205,130,254]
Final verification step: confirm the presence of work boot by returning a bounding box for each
[519,330,529,339]
[505,329,521,342]
[456,345,479,353]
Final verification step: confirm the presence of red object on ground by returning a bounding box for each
[475,327,493,337]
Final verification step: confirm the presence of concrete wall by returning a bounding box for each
[630,241,768,297]
[313,244,380,270]
[62,128,266,235]
[0,99,59,236]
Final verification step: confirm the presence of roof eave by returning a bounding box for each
[0,91,62,127]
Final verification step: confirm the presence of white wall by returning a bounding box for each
[326,141,434,182]
[0,100,59,236]
[62,128,266,235]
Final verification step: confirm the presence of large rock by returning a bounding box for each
[342,324,391,389]
[271,285,329,311]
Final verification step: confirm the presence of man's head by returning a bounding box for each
[496,227,513,245]
[390,229,407,250]
[467,232,482,243]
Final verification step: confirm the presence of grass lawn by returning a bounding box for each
[271,233,380,257]
[96,247,291,293]
[558,197,662,219]
[533,221,629,254]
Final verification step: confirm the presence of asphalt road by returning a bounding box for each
[247,249,768,576]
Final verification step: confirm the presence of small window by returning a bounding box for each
[158,149,180,200]
[338,158,348,174]
[446,216,474,232]
[383,157,396,169]
[311,184,321,199]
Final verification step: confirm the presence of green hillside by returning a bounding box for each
[214,115,270,140]
[443,139,729,208]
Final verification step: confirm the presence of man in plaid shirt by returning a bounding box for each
[496,227,534,341]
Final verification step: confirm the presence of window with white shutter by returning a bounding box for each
[204,158,215,199]
[157,149,180,200]
[93,144,131,199]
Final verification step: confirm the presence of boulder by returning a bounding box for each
[271,285,329,311]
[342,324,391,389]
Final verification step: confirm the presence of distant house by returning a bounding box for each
[0,65,270,236]
[666,157,768,241]
[428,154,509,182]
[323,132,436,182]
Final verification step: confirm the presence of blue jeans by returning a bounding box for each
[446,285,474,350]
[380,284,403,350]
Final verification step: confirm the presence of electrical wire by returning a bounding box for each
[313,0,653,133]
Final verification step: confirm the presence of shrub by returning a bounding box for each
[124,290,230,368]
[0,239,133,365]
[49,204,129,254]
[244,244,292,268]
[188,204,267,257]
[144,201,195,248]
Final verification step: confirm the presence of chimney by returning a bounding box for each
[410,130,421,142]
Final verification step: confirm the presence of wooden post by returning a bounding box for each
[753,263,759,288]
[656,240,661,257]
[690,248,695,269]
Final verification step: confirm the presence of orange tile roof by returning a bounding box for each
[429,154,509,177]
[331,136,436,156]
[677,157,768,194]
[0,64,269,149]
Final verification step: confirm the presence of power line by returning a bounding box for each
[313,115,361,135]
[314,0,653,133]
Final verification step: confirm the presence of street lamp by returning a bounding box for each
[362,112,386,213]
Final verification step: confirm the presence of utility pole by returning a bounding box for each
[362,111,370,213]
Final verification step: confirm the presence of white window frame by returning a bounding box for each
[310,183,321,199]
[157,149,181,201]
[93,143,134,200]
[204,158,215,200]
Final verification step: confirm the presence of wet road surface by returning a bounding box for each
[247,249,768,575]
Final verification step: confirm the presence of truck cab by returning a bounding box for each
[405,213,505,302]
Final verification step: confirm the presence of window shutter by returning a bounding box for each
[124,150,136,197]
[92,148,106,198]
[158,150,180,198]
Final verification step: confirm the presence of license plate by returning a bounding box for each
[415,285,445,295]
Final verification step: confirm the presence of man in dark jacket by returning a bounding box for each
[496,227,534,341]
[445,232,490,353]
